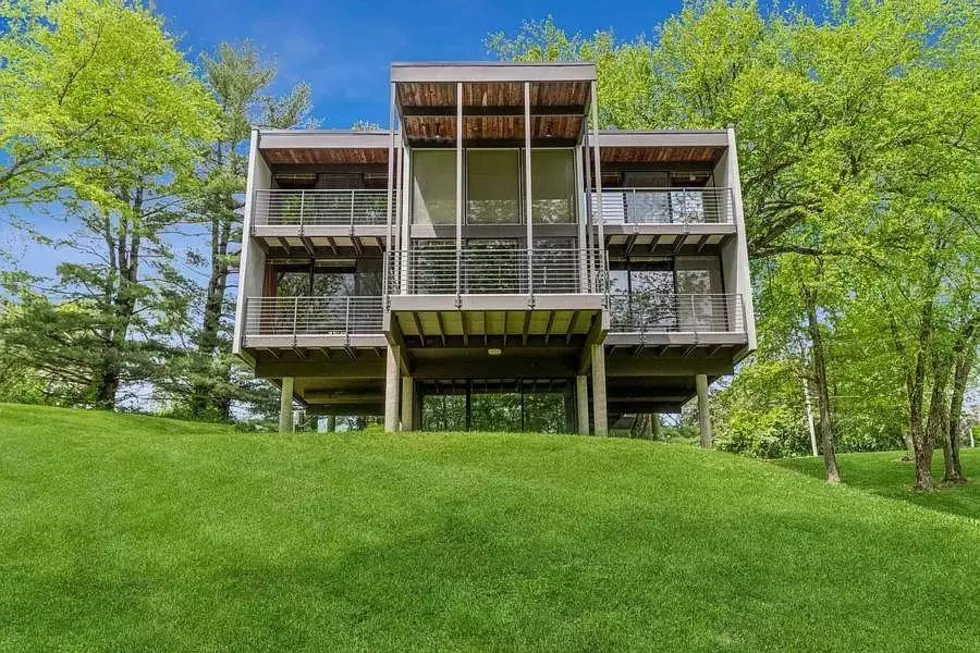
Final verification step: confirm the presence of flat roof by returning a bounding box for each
[391,61,597,83]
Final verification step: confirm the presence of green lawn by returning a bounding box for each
[775,448,980,521]
[1,403,979,652]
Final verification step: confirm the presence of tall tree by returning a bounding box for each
[0,0,218,408]
[176,42,312,420]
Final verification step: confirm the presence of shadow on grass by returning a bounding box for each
[774,450,980,522]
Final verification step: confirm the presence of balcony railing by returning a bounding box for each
[609,293,745,333]
[244,296,383,339]
[385,248,607,296]
[592,187,734,225]
[252,189,392,228]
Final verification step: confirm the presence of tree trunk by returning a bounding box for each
[631,414,652,439]
[944,318,976,482]
[190,204,233,419]
[803,285,840,483]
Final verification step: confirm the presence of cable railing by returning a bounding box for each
[252,189,393,228]
[243,296,384,339]
[592,187,734,225]
[609,293,745,333]
[385,248,607,296]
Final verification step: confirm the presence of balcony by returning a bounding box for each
[384,248,608,346]
[596,187,736,255]
[606,293,748,349]
[242,296,385,351]
[250,189,392,255]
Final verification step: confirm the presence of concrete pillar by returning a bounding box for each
[651,413,661,439]
[590,345,608,435]
[576,375,589,435]
[279,377,294,434]
[384,346,400,433]
[696,374,713,448]
[401,376,414,431]
[325,415,336,433]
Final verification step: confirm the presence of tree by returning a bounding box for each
[0,0,218,408]
[174,41,312,420]
[489,0,979,489]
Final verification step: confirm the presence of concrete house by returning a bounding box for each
[232,61,756,438]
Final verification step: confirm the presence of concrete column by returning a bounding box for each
[401,376,414,431]
[325,415,336,433]
[576,375,589,435]
[651,413,661,439]
[590,345,608,435]
[696,374,713,448]
[278,377,294,434]
[384,346,400,433]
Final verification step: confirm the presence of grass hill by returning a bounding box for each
[1,403,978,652]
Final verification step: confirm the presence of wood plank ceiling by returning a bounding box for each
[397,81,590,144]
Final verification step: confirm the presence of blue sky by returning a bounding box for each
[156,0,686,127]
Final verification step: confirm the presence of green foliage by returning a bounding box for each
[491,1,980,476]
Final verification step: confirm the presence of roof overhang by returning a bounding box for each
[391,61,596,83]
[596,130,729,165]
[258,130,390,166]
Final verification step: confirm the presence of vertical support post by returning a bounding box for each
[582,128,595,290]
[400,142,411,294]
[576,375,589,435]
[590,345,607,435]
[394,123,403,251]
[589,80,605,261]
[384,345,400,433]
[696,373,713,448]
[279,377,294,434]
[401,376,414,431]
[384,82,397,304]
[455,81,463,300]
[575,145,588,292]
[326,415,336,433]
[523,81,534,298]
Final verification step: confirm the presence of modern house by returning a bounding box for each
[232,61,756,438]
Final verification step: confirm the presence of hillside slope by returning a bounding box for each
[1,403,978,652]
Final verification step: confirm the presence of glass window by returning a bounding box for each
[676,256,726,331]
[532,149,575,224]
[412,150,456,225]
[467,149,520,224]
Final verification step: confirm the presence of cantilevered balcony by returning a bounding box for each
[596,186,737,256]
[384,248,608,347]
[250,189,393,256]
[242,296,386,353]
[606,293,748,349]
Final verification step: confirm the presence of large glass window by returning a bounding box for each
[532,149,576,224]
[467,149,520,224]
[676,256,726,331]
[412,150,456,225]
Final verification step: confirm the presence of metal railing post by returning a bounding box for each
[350,189,356,227]
[298,190,305,229]
[345,296,352,340]
[455,250,462,307]
[527,249,534,305]
[291,296,300,347]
